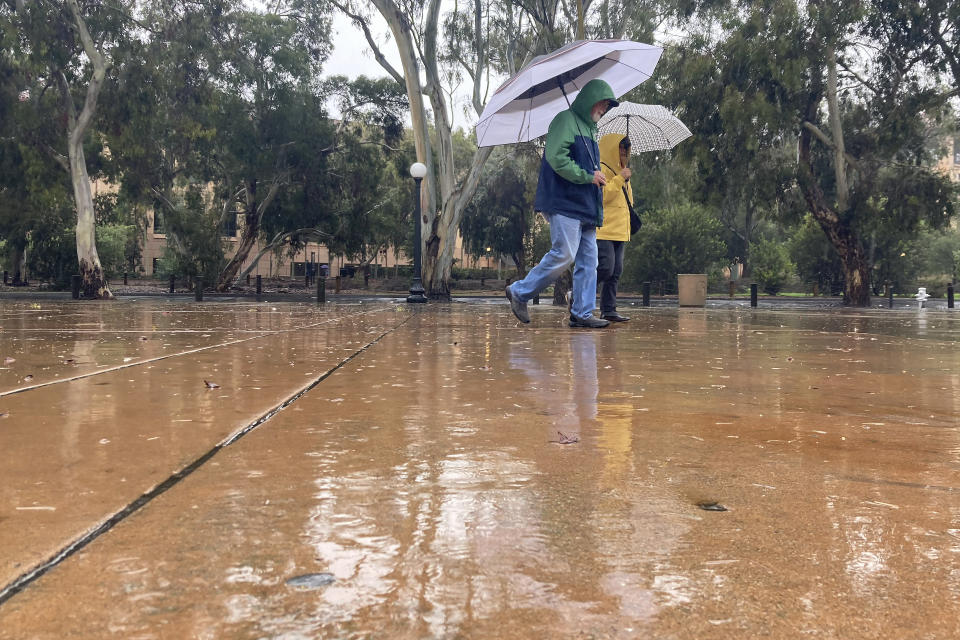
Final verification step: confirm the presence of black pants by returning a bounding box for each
[597,239,625,314]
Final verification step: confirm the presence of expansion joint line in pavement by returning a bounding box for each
[0,306,394,398]
[0,312,413,607]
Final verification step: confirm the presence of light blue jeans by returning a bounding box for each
[508,213,598,319]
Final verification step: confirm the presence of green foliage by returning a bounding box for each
[460,148,538,272]
[787,216,844,294]
[154,185,226,282]
[94,224,138,278]
[749,238,795,295]
[622,202,727,285]
[921,226,960,283]
[25,221,75,285]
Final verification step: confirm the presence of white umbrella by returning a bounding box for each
[597,103,692,153]
[475,40,663,148]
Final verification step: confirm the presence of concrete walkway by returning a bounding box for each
[1,298,959,638]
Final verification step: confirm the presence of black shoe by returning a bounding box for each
[601,313,630,322]
[569,314,609,328]
[505,285,530,323]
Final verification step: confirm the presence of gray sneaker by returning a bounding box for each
[569,314,609,328]
[505,285,530,323]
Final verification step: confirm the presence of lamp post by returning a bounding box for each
[407,162,428,303]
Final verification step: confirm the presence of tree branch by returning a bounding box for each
[836,58,878,94]
[329,0,405,86]
[46,145,70,171]
[802,121,860,170]
[234,227,334,284]
[65,0,110,143]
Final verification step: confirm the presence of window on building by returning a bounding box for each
[221,213,238,237]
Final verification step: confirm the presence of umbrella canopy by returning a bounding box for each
[597,103,692,153]
[475,40,663,148]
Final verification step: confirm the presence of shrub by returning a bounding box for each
[95,224,138,278]
[750,238,795,295]
[622,202,727,287]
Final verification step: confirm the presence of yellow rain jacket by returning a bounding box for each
[596,133,633,242]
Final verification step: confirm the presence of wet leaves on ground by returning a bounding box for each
[286,573,335,589]
[697,501,728,512]
[552,431,580,444]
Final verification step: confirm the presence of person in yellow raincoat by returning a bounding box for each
[595,133,633,322]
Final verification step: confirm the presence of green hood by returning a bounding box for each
[569,79,618,127]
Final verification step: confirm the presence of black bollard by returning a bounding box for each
[317,276,326,303]
[642,281,651,307]
[123,272,128,285]
[194,279,203,301]
[2,271,7,285]
[888,285,894,309]
[246,273,251,285]
[335,275,341,294]
[305,271,310,288]
[750,283,758,307]
[948,283,954,309]
[169,274,175,294]
[533,295,540,305]
[256,275,262,297]
[729,281,735,298]
[71,274,81,299]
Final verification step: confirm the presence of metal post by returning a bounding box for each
[729,281,735,299]
[335,275,341,293]
[169,274,175,294]
[256,275,262,297]
[123,272,128,285]
[407,174,427,303]
[194,279,203,301]
[642,281,651,307]
[2,271,7,285]
[305,270,310,288]
[533,295,540,305]
[750,283,758,307]
[888,284,894,309]
[71,275,81,299]
[317,276,326,303]
[246,274,251,285]
[948,283,954,309]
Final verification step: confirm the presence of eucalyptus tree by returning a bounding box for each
[328,0,670,298]
[641,0,957,306]
[2,0,128,297]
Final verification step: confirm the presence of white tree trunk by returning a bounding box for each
[365,0,496,299]
[826,44,849,213]
[64,0,112,299]
[69,143,111,298]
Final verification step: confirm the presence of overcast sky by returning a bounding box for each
[321,11,495,131]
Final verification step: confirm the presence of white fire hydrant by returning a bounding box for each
[915,287,930,309]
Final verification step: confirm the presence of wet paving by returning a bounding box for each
[0,299,959,638]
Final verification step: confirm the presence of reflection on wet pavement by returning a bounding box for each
[0,300,410,592]
[0,302,959,638]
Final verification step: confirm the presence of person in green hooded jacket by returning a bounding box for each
[505,78,619,328]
